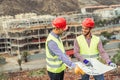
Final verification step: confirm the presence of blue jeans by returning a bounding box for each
[82,74,104,80]
[48,71,64,80]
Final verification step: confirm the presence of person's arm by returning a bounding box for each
[98,39,111,64]
[48,40,75,68]
[74,39,84,62]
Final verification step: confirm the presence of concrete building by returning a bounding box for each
[59,13,95,24]
[114,7,120,16]
[110,34,120,40]
[81,4,120,15]
[0,16,13,54]
[93,8,117,20]
[110,4,120,8]
[81,5,109,14]
[15,13,37,19]
[0,16,13,33]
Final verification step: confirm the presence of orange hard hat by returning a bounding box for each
[52,17,68,30]
[81,18,95,28]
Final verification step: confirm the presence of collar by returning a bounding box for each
[51,31,59,39]
[83,34,92,39]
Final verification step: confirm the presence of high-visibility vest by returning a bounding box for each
[46,34,66,73]
[76,35,99,58]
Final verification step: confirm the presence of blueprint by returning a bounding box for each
[75,58,116,75]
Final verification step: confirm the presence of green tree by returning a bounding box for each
[111,51,120,65]
[102,40,108,46]
[0,56,6,64]
[22,51,29,62]
[0,72,8,80]
[118,43,120,49]
[29,68,46,77]
[17,58,22,70]
[101,31,113,39]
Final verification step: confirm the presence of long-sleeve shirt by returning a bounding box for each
[48,31,75,68]
[74,35,111,64]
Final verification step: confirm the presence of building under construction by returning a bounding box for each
[0,12,94,56]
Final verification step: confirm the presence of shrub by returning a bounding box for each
[111,51,120,65]
[29,68,46,77]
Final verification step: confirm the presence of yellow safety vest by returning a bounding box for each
[76,35,99,58]
[46,34,66,73]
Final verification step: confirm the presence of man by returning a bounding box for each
[46,17,82,80]
[74,18,117,80]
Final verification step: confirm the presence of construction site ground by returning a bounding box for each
[1,67,120,80]
[0,54,120,80]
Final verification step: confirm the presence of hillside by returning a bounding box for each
[0,0,120,16]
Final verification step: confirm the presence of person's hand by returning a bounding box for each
[83,59,93,67]
[86,61,93,67]
[109,62,117,68]
[74,64,85,75]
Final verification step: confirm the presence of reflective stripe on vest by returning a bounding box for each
[45,34,66,73]
[46,57,61,61]
[76,35,99,58]
[46,62,63,68]
[81,54,99,58]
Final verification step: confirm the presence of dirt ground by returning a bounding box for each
[2,72,78,80]
[1,67,119,80]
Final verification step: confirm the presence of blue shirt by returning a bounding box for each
[48,31,75,68]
